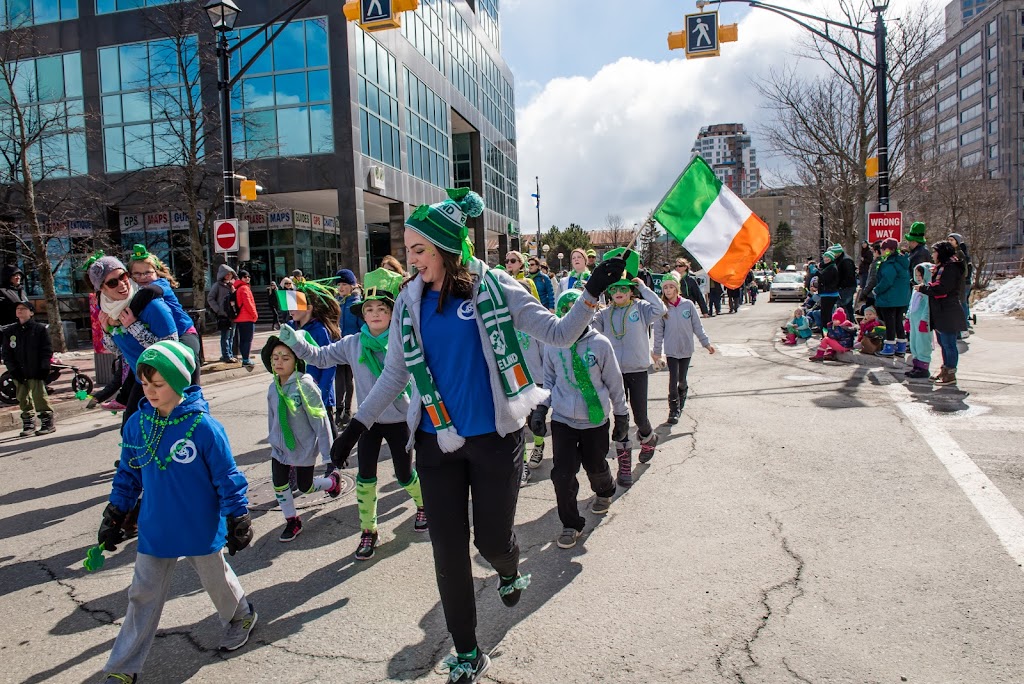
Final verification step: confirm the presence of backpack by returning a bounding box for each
[226,287,241,320]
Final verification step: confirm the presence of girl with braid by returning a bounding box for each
[325,188,626,684]
[262,336,342,542]
[279,268,427,560]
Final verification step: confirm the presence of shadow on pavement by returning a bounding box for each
[0,424,115,455]
[0,470,114,507]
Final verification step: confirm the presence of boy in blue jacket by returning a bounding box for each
[99,341,255,684]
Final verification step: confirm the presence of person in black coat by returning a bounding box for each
[708,279,723,316]
[673,258,709,315]
[917,241,968,386]
[816,250,841,327]
[832,244,858,316]
[2,301,55,435]
[857,241,873,290]
[0,265,28,328]
[947,232,974,333]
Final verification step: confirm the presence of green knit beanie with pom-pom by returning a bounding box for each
[404,187,485,264]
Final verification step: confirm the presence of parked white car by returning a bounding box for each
[769,272,806,302]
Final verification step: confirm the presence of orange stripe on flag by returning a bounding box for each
[707,213,771,290]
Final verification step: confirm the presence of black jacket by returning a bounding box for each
[836,253,857,290]
[680,273,708,315]
[2,318,52,380]
[817,262,840,294]
[919,259,969,333]
[0,265,27,327]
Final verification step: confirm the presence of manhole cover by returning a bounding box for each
[248,471,356,511]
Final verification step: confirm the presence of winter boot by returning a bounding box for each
[19,413,35,437]
[905,359,930,379]
[809,348,826,362]
[930,366,947,382]
[615,447,633,488]
[638,430,658,464]
[784,332,797,345]
[895,340,908,355]
[877,341,896,357]
[667,399,680,425]
[934,367,957,386]
[35,412,55,436]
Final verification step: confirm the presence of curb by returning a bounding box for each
[0,363,268,434]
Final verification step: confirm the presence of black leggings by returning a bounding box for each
[877,305,907,341]
[415,428,524,655]
[819,296,839,329]
[271,458,316,492]
[550,420,615,532]
[709,291,722,315]
[622,371,653,439]
[334,364,354,415]
[666,356,692,407]
[356,421,412,483]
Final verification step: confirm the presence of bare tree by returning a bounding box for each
[755,0,943,250]
[0,24,106,351]
[603,213,633,249]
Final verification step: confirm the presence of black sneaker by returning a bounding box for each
[279,517,302,542]
[497,572,531,607]
[326,471,342,498]
[414,507,428,532]
[443,652,491,684]
[354,530,378,560]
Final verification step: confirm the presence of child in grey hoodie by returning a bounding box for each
[278,268,426,561]
[592,248,666,486]
[530,290,629,550]
[263,337,342,543]
[653,272,715,426]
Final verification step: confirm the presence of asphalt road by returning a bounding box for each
[2,301,1023,684]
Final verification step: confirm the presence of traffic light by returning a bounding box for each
[668,31,686,51]
[342,0,419,31]
[239,179,257,202]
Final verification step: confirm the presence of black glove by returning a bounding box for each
[226,513,253,556]
[585,252,632,298]
[612,414,630,443]
[529,406,549,437]
[331,418,367,468]
[98,503,127,552]
[128,284,162,316]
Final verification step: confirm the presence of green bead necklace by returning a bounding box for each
[120,411,204,471]
[608,303,632,340]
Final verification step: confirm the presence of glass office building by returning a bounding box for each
[1,0,519,299]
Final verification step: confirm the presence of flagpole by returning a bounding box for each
[534,176,541,259]
[625,210,654,251]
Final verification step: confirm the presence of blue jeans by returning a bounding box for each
[935,330,958,369]
[236,321,255,364]
[219,323,235,360]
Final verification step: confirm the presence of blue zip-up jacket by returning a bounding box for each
[530,272,555,310]
[153,277,196,335]
[108,299,178,371]
[109,387,249,558]
[299,318,337,406]
[338,294,363,338]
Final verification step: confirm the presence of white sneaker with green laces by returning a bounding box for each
[219,602,257,651]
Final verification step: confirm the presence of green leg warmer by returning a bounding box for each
[399,470,424,508]
[356,476,378,532]
[534,435,544,446]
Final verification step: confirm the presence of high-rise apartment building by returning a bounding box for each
[689,123,761,197]
[907,0,1024,253]
[0,0,519,306]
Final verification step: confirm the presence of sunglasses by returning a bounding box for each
[506,258,519,264]
[607,285,631,294]
[104,272,129,289]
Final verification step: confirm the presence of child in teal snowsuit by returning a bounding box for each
[905,263,933,379]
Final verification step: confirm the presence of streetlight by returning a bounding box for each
[556,252,564,272]
[205,0,313,219]
[814,155,826,256]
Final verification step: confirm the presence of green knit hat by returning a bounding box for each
[823,245,842,262]
[353,267,404,317]
[137,340,197,397]
[405,188,485,264]
[603,247,640,288]
[555,290,581,317]
[907,221,926,243]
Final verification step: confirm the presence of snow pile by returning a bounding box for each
[973,276,1024,314]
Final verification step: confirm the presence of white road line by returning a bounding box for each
[938,416,1024,432]
[879,374,1024,571]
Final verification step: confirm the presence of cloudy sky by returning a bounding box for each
[498,0,871,233]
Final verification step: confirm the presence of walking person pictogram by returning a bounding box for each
[693,18,711,46]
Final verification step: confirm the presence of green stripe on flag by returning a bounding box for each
[653,156,722,245]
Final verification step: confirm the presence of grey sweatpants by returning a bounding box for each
[105,551,248,675]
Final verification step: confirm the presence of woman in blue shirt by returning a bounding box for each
[326,189,624,684]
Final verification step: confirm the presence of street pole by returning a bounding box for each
[873,6,889,213]
[534,176,541,259]
[217,32,235,220]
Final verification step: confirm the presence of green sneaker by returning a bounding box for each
[443,652,491,683]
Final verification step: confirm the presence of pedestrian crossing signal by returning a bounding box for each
[342,0,418,32]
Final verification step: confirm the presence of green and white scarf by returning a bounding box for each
[359,324,410,398]
[401,258,547,452]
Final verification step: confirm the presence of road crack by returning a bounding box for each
[36,559,117,626]
[714,513,806,684]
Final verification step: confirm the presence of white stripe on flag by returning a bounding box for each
[681,187,753,272]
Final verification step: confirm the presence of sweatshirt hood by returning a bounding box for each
[2,264,24,284]
[217,264,237,281]
[139,385,209,418]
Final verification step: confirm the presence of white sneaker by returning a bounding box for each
[527,442,545,469]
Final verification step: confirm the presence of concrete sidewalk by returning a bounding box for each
[0,325,281,433]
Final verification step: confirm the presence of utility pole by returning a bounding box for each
[534,176,541,259]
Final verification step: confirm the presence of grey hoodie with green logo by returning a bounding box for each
[540,328,628,430]
[593,282,666,373]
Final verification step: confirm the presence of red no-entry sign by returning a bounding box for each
[215,219,239,253]
[868,211,903,243]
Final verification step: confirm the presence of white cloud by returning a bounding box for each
[514,7,842,231]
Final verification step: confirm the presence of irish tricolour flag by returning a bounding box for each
[276,290,310,311]
[653,156,771,290]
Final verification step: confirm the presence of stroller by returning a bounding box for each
[0,357,94,405]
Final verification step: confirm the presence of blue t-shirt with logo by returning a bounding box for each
[418,289,496,438]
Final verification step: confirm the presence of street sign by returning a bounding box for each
[685,11,719,58]
[867,211,903,243]
[214,219,239,253]
[361,0,400,30]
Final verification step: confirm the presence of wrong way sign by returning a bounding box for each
[214,219,239,253]
[867,211,903,243]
